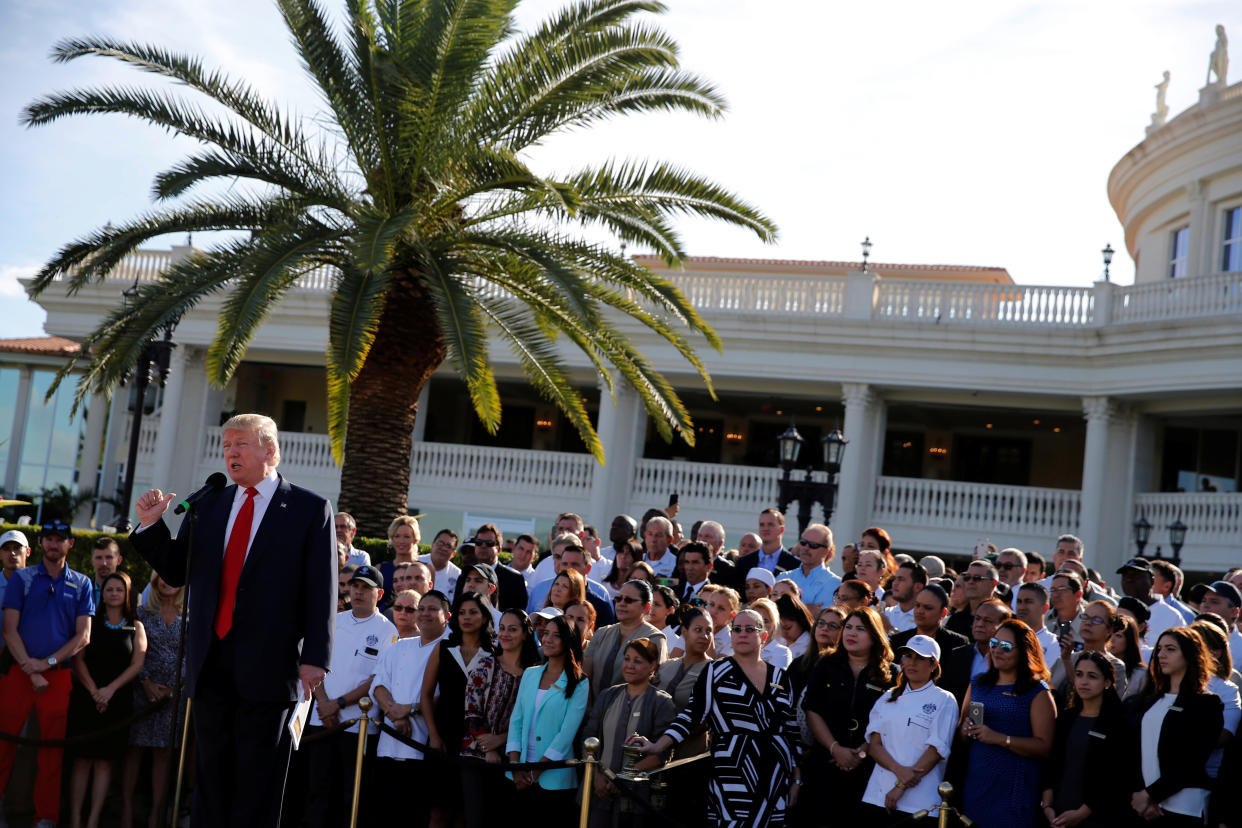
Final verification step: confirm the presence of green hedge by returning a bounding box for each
[354,536,512,568]
[1,523,153,590]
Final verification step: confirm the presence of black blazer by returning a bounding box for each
[889,626,969,659]
[1043,702,1137,822]
[453,562,528,613]
[939,641,984,706]
[1129,687,1224,804]
[736,549,799,582]
[1211,730,1241,827]
[707,554,741,592]
[130,475,336,703]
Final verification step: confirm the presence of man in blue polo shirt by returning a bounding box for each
[0,518,94,828]
[776,523,841,614]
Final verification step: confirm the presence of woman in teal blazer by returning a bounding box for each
[507,615,591,816]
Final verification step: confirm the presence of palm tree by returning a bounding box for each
[22,0,776,534]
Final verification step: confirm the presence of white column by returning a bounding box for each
[1185,179,1209,278]
[95,387,130,526]
[3,368,32,495]
[590,379,645,525]
[150,345,189,492]
[412,383,430,443]
[834,383,882,542]
[1079,396,1116,565]
[843,269,877,319]
[75,391,109,527]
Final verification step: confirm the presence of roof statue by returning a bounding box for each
[1207,24,1228,86]
[1152,70,1170,129]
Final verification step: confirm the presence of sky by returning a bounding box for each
[1,0,1239,338]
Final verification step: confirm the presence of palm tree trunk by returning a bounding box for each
[337,277,445,537]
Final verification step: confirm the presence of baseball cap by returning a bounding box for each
[40,518,72,538]
[0,529,30,548]
[1117,596,1151,624]
[1204,580,1242,608]
[1116,557,1153,575]
[467,563,498,587]
[896,634,942,662]
[919,555,947,578]
[532,607,563,620]
[348,565,383,589]
[746,568,776,589]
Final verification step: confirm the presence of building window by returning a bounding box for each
[1223,207,1242,273]
[1168,225,1189,278]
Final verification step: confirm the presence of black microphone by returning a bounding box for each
[174,473,228,515]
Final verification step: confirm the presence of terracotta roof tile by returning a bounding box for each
[632,254,1009,273]
[0,336,82,356]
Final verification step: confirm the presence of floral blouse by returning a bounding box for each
[461,653,521,758]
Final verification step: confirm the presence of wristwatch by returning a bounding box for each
[1005,735,1012,747]
[335,696,347,708]
[46,656,58,668]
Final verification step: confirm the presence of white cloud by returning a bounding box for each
[0,266,48,338]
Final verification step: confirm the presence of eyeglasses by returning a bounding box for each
[988,637,1015,653]
[392,605,416,613]
[798,538,828,549]
[1081,615,1109,626]
[961,575,992,583]
[730,625,762,635]
[814,620,842,631]
[613,594,641,605]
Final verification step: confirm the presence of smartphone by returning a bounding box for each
[1057,621,1073,641]
[968,702,985,727]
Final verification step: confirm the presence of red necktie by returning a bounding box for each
[215,487,258,639]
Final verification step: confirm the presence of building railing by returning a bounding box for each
[665,271,846,315]
[1112,271,1242,323]
[871,476,1082,536]
[873,280,1095,326]
[632,458,785,513]
[410,441,596,495]
[1132,492,1242,547]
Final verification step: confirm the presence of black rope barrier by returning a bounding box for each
[373,721,578,771]
[0,695,170,748]
[299,717,361,745]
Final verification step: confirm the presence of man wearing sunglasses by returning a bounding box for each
[454,523,527,612]
[945,561,999,639]
[940,598,1013,705]
[775,523,840,615]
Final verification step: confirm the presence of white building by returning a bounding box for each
[13,79,1242,578]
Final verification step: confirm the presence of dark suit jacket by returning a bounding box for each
[940,640,986,706]
[1128,688,1224,803]
[130,475,336,703]
[707,555,741,592]
[1042,703,1137,823]
[736,549,799,582]
[453,562,528,613]
[889,626,969,659]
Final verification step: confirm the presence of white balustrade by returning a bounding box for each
[631,458,784,513]
[874,281,1094,326]
[872,476,1081,536]
[1132,492,1242,546]
[1113,271,1242,323]
[662,271,845,315]
[411,442,595,495]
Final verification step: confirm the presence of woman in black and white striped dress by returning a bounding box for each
[639,608,801,827]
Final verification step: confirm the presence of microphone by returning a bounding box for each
[174,473,228,515]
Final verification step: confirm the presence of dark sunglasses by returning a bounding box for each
[613,594,641,605]
[961,575,992,583]
[686,597,707,608]
[471,539,498,547]
[995,562,1022,571]
[392,605,416,613]
[798,538,829,549]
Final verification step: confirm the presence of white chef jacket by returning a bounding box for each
[862,681,958,814]
[311,609,394,733]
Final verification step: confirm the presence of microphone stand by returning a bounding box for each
[163,503,200,828]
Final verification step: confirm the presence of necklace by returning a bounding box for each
[104,617,125,630]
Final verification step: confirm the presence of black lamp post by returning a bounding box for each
[861,236,873,273]
[1167,518,1187,567]
[1102,243,1115,282]
[1133,513,1152,557]
[113,285,179,532]
[776,424,847,535]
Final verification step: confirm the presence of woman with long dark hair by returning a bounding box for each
[960,618,1056,828]
[1188,621,1239,792]
[544,570,586,612]
[1130,627,1224,825]
[800,607,897,826]
[1108,613,1148,699]
[460,609,540,827]
[420,591,497,827]
[506,614,590,820]
[833,579,876,613]
[654,607,714,828]
[776,593,814,662]
[601,539,641,598]
[1041,650,1136,828]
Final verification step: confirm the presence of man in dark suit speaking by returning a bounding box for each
[131,413,336,827]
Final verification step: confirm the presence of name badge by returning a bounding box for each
[1088,730,1107,740]
[1170,706,1183,713]
[866,683,885,692]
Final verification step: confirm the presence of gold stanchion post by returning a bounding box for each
[579,736,600,828]
[349,697,372,828]
[937,781,953,828]
[170,698,192,828]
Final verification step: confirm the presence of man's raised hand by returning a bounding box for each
[135,489,177,528]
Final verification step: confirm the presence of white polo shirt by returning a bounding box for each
[371,634,445,759]
[863,681,958,815]
[419,555,460,596]
[884,603,917,634]
[312,609,395,733]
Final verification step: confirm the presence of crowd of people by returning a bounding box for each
[2,504,1241,827]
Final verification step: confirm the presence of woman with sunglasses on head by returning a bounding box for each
[506,615,590,821]
[420,591,497,827]
[1040,650,1136,828]
[1130,626,1224,826]
[800,607,898,826]
[960,619,1056,828]
[584,580,667,701]
[460,608,540,827]
[649,584,683,657]
[655,607,714,828]
[861,635,958,824]
[582,638,676,828]
[638,608,802,826]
